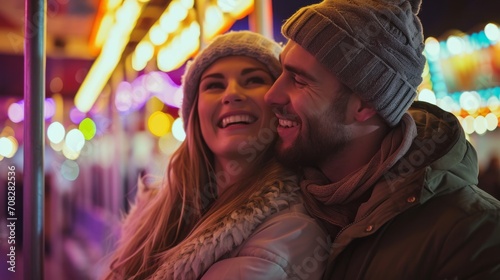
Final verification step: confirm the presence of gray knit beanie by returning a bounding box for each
[181,31,282,130]
[282,0,427,126]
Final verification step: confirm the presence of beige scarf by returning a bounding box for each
[301,113,417,235]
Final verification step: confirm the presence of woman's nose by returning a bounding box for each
[222,81,246,104]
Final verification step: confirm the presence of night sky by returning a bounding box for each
[232,0,500,43]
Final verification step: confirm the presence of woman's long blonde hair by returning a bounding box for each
[104,93,295,279]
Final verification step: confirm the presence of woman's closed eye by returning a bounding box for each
[202,81,225,91]
[246,76,266,85]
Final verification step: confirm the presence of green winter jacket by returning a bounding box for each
[323,101,500,280]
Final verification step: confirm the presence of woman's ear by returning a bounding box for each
[353,98,378,122]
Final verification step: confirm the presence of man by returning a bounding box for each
[265,0,500,279]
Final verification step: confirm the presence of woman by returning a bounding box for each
[105,31,328,279]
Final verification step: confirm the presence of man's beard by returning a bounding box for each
[274,97,351,169]
[275,119,350,168]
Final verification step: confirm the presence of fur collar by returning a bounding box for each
[151,182,300,280]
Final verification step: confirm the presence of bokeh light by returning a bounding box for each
[417,89,437,104]
[115,81,133,112]
[7,102,24,123]
[45,98,56,119]
[70,107,87,124]
[79,118,97,140]
[47,121,66,144]
[474,116,488,134]
[60,160,80,181]
[65,129,86,153]
[50,77,63,93]
[148,111,173,137]
[159,133,182,155]
[172,117,186,141]
[485,113,499,131]
[0,137,18,158]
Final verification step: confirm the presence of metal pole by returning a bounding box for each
[23,0,46,278]
[249,0,274,39]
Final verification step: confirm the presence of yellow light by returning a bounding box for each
[79,118,97,140]
[437,96,456,113]
[169,1,188,22]
[463,116,475,134]
[149,24,168,45]
[93,14,115,51]
[1,126,15,137]
[106,0,123,10]
[62,142,81,160]
[204,5,224,40]
[488,96,500,112]
[157,26,200,72]
[51,93,64,122]
[148,111,174,137]
[159,133,182,155]
[226,0,253,18]
[50,140,64,152]
[132,40,154,71]
[474,116,487,135]
[146,96,165,113]
[131,52,147,71]
[75,0,144,113]
[179,0,194,9]
[160,12,180,33]
[485,113,499,131]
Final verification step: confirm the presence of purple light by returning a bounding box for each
[8,102,24,123]
[144,71,181,108]
[131,75,150,110]
[115,81,133,113]
[44,98,56,119]
[7,98,58,122]
[69,107,86,124]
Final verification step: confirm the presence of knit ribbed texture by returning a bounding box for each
[181,31,282,130]
[282,0,427,126]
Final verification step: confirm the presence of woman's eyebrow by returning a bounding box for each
[241,67,265,75]
[200,73,224,82]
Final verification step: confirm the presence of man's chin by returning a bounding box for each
[274,144,302,169]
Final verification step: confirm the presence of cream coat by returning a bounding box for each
[202,202,329,280]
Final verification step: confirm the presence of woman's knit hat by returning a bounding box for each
[282,0,427,126]
[181,31,282,130]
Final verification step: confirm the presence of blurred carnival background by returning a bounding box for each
[1,0,500,279]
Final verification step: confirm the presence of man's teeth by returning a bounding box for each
[279,119,299,128]
[221,115,255,128]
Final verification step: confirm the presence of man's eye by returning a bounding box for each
[293,77,307,86]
